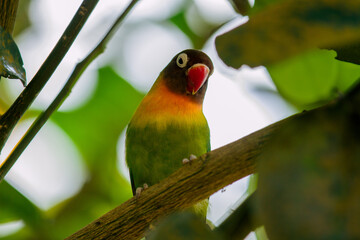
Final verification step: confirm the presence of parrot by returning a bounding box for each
[125,49,214,219]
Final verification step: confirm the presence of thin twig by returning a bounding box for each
[0,0,99,152]
[0,0,139,181]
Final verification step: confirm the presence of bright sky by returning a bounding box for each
[0,0,295,237]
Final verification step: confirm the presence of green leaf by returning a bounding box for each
[336,59,360,91]
[0,181,43,228]
[13,0,32,37]
[268,50,337,107]
[53,66,144,171]
[0,26,26,86]
[268,49,360,108]
[169,9,218,49]
[215,0,360,68]
[257,85,360,239]
[170,11,203,49]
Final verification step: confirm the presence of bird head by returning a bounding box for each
[161,49,214,102]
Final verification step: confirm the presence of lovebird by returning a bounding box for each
[126,49,214,219]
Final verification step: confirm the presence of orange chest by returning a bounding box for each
[130,83,206,129]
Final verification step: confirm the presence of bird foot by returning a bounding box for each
[182,154,197,164]
[135,183,149,198]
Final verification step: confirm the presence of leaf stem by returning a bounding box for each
[0,0,139,182]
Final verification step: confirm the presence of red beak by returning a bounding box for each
[186,63,210,95]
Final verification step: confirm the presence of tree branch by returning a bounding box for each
[216,191,261,239]
[0,0,99,152]
[66,112,301,240]
[65,79,358,239]
[0,0,139,182]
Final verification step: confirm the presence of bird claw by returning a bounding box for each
[135,183,149,198]
[189,154,197,161]
[182,154,197,165]
[135,187,143,198]
[182,158,190,164]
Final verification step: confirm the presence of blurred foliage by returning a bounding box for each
[13,0,31,37]
[215,0,360,109]
[0,181,43,229]
[216,0,360,68]
[1,0,360,239]
[49,66,143,238]
[0,0,222,238]
[170,11,207,49]
[268,49,360,108]
[250,0,283,14]
[0,66,144,239]
[169,5,223,49]
[0,26,26,86]
[257,83,360,239]
[215,0,360,239]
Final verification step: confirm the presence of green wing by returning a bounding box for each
[126,122,210,195]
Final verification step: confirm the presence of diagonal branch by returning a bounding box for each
[66,112,304,240]
[0,0,139,182]
[0,0,99,153]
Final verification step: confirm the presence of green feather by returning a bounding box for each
[126,121,210,217]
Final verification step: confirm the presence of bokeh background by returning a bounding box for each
[0,0,315,238]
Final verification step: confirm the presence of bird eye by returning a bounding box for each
[176,53,188,68]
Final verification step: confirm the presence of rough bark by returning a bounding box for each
[65,79,358,240]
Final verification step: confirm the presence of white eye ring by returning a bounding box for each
[176,53,188,68]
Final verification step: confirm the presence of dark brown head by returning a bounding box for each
[161,49,214,103]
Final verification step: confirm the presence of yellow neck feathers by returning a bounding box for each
[130,80,206,129]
